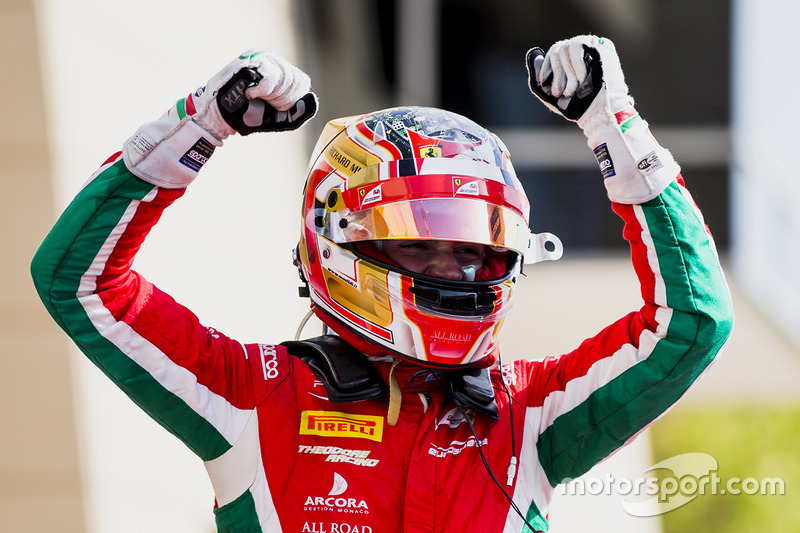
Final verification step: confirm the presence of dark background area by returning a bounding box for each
[298,0,730,252]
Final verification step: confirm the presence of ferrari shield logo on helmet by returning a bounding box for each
[420,146,442,158]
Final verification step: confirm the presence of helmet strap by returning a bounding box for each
[387,359,402,427]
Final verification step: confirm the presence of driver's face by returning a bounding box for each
[380,240,485,281]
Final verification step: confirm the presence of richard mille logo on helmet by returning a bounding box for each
[327,146,363,175]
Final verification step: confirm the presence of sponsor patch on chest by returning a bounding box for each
[300,410,384,442]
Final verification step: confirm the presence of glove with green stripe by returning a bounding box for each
[526,35,679,204]
[123,50,317,189]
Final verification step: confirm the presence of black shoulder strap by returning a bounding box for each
[280,336,498,417]
[445,367,499,419]
[280,336,387,403]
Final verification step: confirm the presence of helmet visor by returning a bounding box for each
[321,198,531,255]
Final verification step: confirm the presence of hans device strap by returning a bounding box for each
[446,367,499,419]
[282,335,500,418]
[281,336,387,402]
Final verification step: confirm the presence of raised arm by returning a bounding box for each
[30,50,316,461]
[521,35,734,485]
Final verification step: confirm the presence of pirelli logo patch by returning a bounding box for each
[300,410,384,442]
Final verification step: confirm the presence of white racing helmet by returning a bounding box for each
[296,107,562,368]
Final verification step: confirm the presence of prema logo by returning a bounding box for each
[428,436,487,458]
[303,473,370,514]
[434,406,474,430]
[300,410,384,442]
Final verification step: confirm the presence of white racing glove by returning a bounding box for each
[124,50,318,189]
[526,35,679,204]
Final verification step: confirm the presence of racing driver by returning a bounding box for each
[31,35,733,532]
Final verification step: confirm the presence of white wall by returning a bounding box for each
[731,0,800,348]
[34,1,317,530]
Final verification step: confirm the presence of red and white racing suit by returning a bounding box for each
[32,147,732,531]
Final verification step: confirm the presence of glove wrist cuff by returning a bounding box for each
[579,90,679,204]
[123,105,223,189]
[193,99,236,141]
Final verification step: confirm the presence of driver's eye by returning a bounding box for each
[456,247,480,257]
[398,242,428,252]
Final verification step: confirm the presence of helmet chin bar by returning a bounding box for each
[309,302,493,369]
[408,277,501,318]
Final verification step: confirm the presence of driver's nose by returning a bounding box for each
[425,252,465,281]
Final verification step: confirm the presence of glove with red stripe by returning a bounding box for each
[526,35,679,204]
[124,50,317,189]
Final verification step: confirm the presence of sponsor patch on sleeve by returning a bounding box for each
[180,137,216,172]
[593,143,616,179]
[636,150,664,174]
